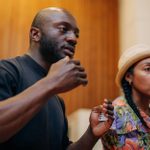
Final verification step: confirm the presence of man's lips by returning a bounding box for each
[63,48,74,58]
[62,46,75,58]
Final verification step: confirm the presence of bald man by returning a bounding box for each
[0,7,114,150]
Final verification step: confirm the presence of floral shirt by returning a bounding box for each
[101,96,150,150]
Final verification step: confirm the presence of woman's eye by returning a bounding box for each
[144,67,150,71]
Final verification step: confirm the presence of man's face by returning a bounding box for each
[39,11,79,63]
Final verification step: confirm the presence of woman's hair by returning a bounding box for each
[121,66,148,128]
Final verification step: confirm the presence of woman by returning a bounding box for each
[101,44,150,149]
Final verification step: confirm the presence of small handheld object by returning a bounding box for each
[98,113,108,122]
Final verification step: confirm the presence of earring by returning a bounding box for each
[128,80,132,85]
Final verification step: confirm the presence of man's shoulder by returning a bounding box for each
[0,55,25,75]
[0,55,23,68]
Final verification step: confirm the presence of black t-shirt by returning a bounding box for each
[0,54,71,150]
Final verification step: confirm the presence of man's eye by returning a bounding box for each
[59,26,67,33]
[75,32,79,38]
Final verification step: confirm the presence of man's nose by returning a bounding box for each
[66,32,77,46]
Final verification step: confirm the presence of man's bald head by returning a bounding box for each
[31,7,76,29]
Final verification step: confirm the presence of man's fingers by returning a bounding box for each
[79,78,88,86]
[69,59,80,65]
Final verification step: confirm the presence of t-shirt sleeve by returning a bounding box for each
[0,62,19,100]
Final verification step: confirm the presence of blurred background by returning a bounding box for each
[0,0,150,149]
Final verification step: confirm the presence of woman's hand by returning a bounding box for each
[89,99,114,137]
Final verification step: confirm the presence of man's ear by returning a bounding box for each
[30,27,41,42]
[125,72,133,85]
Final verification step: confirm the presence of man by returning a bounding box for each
[0,7,114,150]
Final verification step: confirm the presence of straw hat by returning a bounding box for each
[116,44,150,88]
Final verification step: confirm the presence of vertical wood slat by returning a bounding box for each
[0,0,119,114]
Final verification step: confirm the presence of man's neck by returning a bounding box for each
[27,48,51,71]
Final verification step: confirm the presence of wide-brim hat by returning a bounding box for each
[116,44,150,88]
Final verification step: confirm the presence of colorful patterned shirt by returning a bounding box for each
[101,96,150,150]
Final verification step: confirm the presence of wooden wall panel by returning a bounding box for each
[0,0,119,114]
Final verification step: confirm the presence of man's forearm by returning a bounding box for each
[0,77,56,143]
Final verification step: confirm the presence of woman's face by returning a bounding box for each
[126,57,150,98]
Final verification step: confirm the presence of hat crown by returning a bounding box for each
[118,44,150,69]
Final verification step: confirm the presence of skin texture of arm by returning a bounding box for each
[67,126,99,150]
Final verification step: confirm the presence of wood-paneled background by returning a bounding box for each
[0,0,119,114]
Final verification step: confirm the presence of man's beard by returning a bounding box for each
[39,34,63,64]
